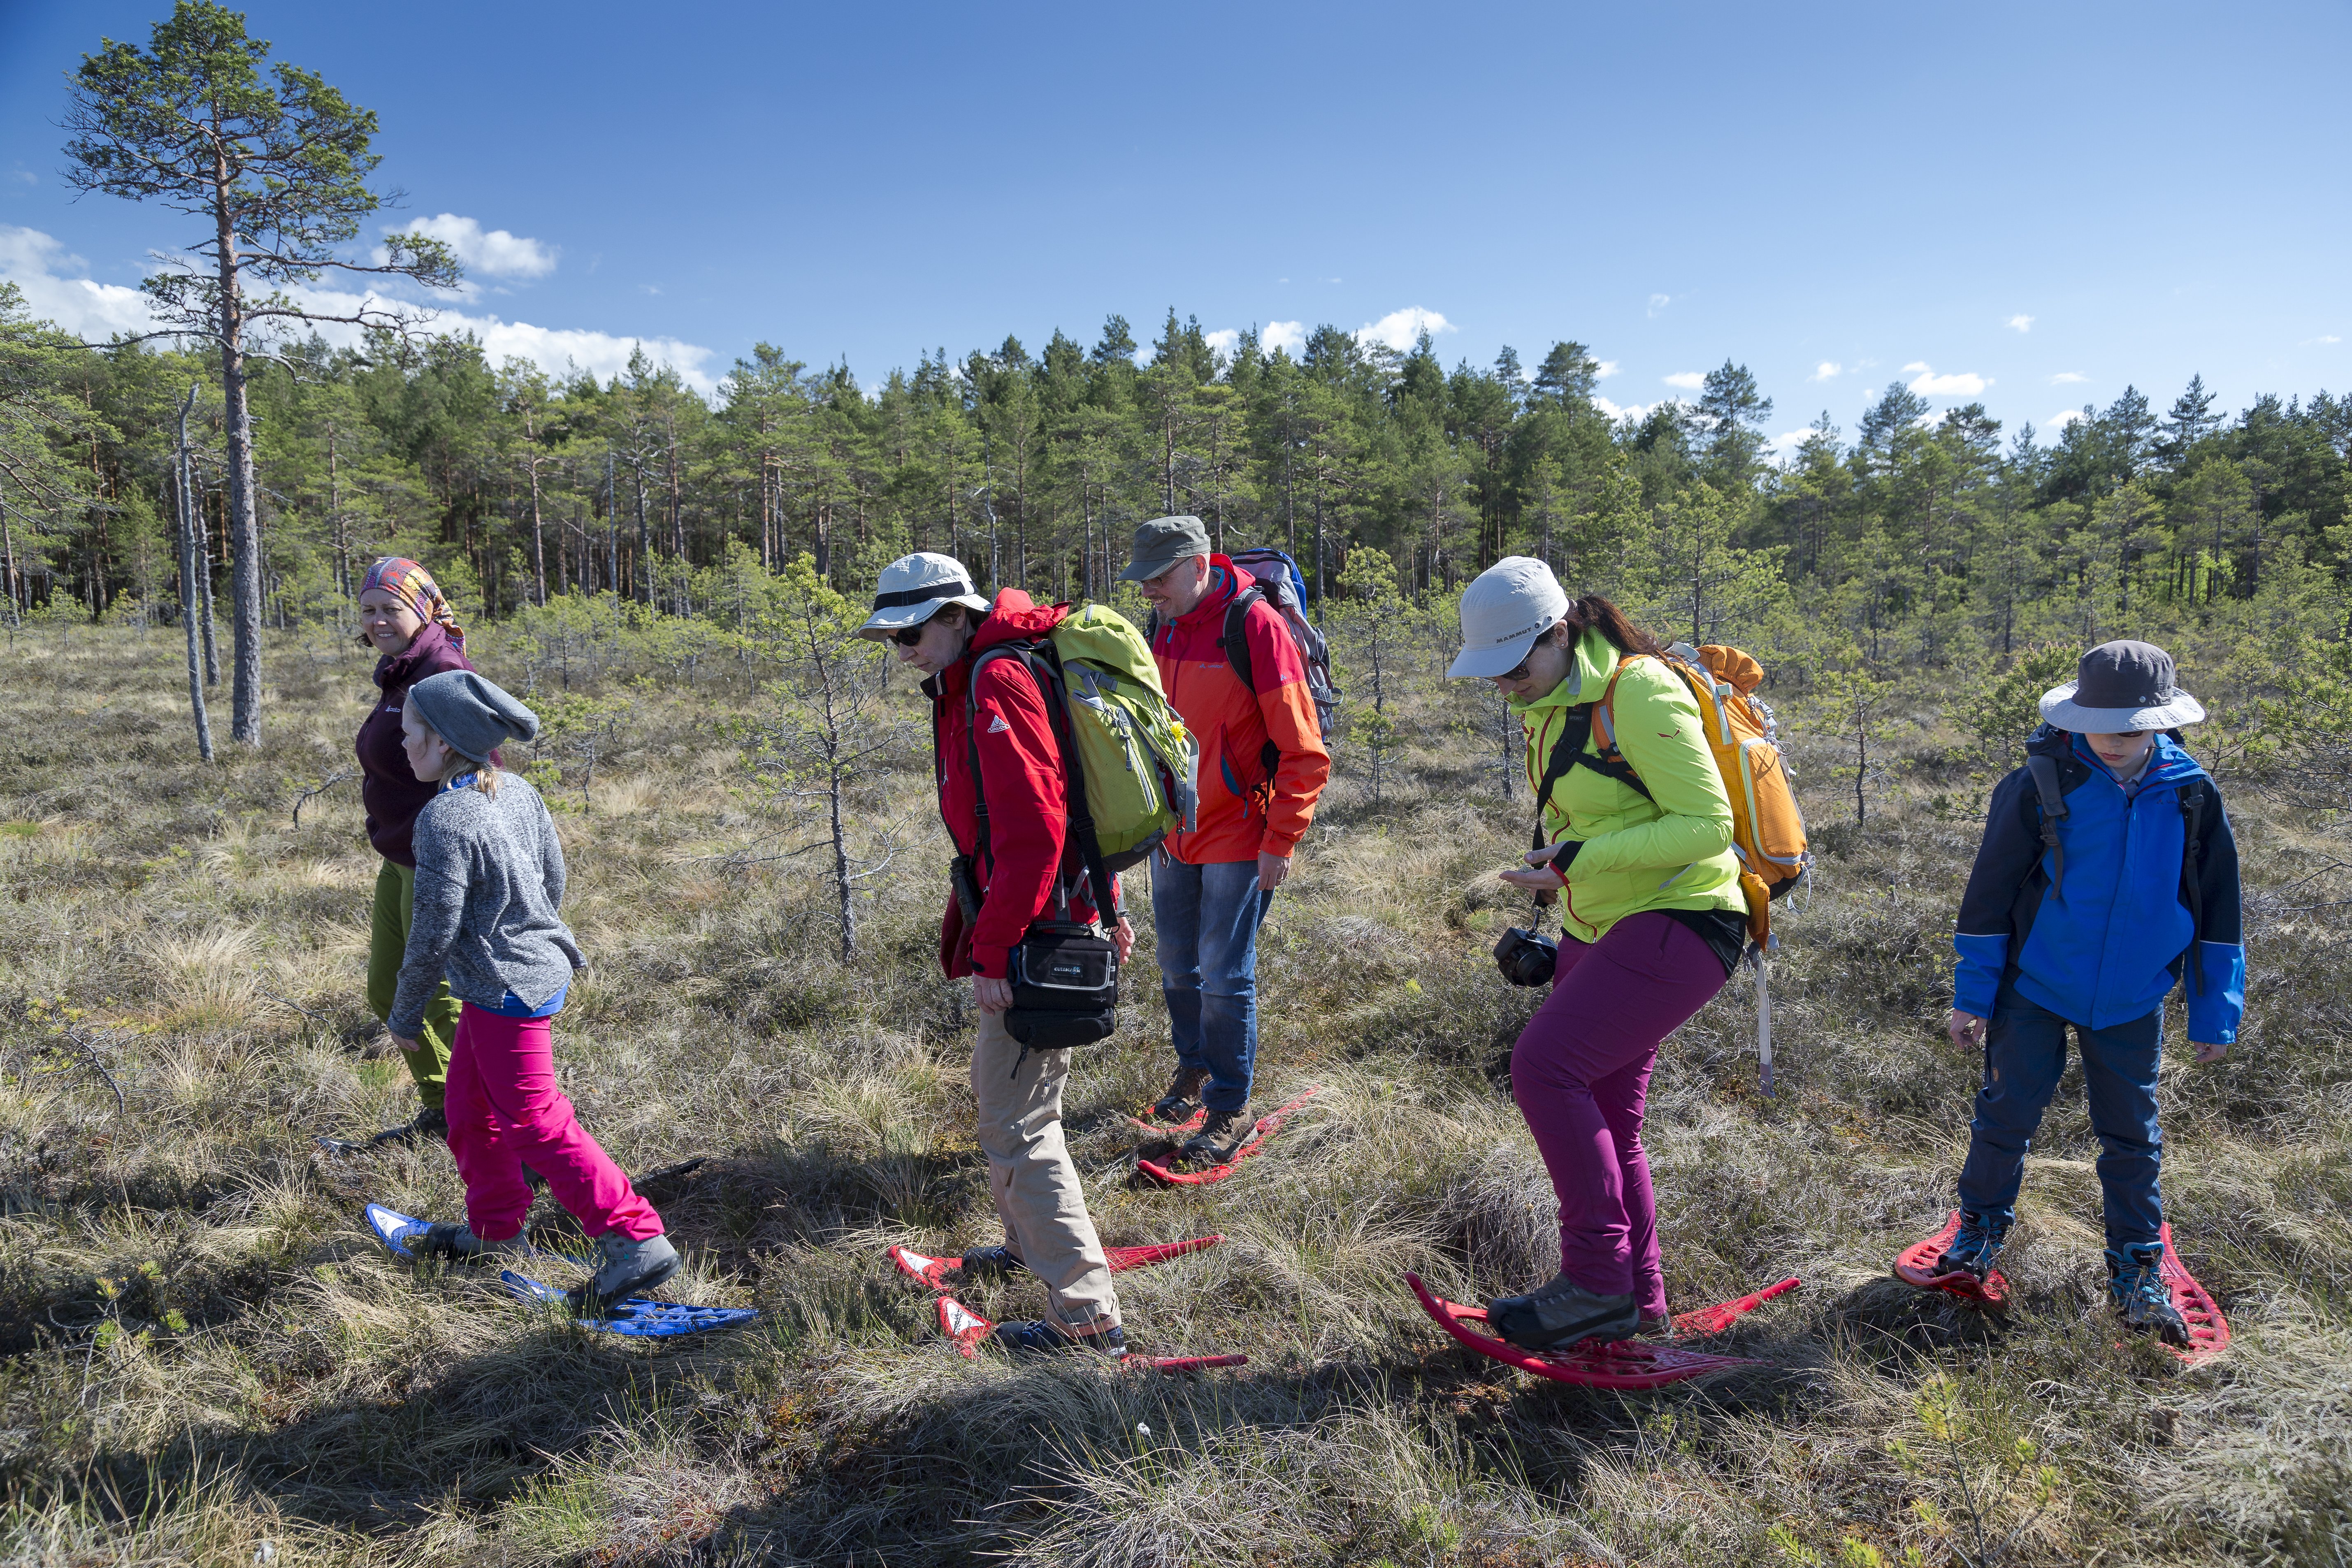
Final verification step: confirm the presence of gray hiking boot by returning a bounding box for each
[957,1245,1028,1280]
[1486,1272,1641,1352]
[569,1232,681,1314]
[1146,1064,1210,1125]
[416,1222,533,1264]
[1181,1105,1251,1164]
[2107,1242,2192,1348]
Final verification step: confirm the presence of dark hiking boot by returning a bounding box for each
[1634,1311,1674,1339]
[1936,1209,2010,1282]
[1487,1273,1642,1352]
[416,1222,533,1264]
[991,1318,1128,1358]
[957,1245,1029,1281]
[373,1106,448,1147]
[1181,1106,1251,1165]
[569,1232,681,1314]
[2107,1243,2191,1348]
[1145,1065,1211,1125]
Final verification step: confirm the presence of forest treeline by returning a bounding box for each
[6,278,2352,723]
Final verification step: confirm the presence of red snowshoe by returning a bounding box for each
[889,1234,1223,1290]
[1406,1271,1790,1389]
[1893,1211,2013,1310]
[1126,1105,1207,1137]
[1135,1085,1322,1188]
[934,1292,1246,1372]
[2150,1222,2230,1367]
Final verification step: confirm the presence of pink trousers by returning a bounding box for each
[443,1003,663,1244]
[1509,912,1728,1317]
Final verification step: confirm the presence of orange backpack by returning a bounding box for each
[1592,642,1813,944]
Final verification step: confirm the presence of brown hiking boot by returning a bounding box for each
[1181,1105,1250,1165]
[1145,1064,1210,1125]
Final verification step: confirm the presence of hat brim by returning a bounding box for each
[1117,552,1197,584]
[1447,631,1546,680]
[2038,682,2207,731]
[855,592,990,640]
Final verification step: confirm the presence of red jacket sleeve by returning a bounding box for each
[1242,602,1330,855]
[968,655,1068,978]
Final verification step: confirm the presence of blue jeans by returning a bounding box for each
[1150,855,1274,1113]
[1956,979,2165,1250]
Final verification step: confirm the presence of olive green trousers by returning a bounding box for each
[365,858,461,1110]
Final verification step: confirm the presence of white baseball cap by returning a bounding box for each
[1448,556,1569,678]
[856,551,993,640]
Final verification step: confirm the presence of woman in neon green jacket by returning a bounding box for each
[1449,556,1745,1352]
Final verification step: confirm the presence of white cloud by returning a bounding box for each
[2048,408,2090,431]
[1662,371,1704,390]
[1354,306,1454,351]
[0,223,717,393]
[1906,363,1990,397]
[2315,334,2343,345]
[1901,360,1929,374]
[387,213,558,279]
[2007,314,2034,333]
[0,225,157,339]
[1591,395,1650,423]
[1809,361,1841,381]
[1594,360,1620,379]
[1203,328,1239,354]
[2050,371,2088,384]
[1646,293,1671,316]
[1263,320,1307,356]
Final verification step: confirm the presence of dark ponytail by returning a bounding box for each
[1559,594,1665,658]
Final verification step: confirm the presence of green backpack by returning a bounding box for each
[966,603,1198,915]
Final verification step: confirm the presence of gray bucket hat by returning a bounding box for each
[856,552,992,640]
[1119,515,1212,582]
[2038,639,2206,732]
[1448,556,1570,678]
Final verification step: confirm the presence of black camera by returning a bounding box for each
[1493,922,1558,987]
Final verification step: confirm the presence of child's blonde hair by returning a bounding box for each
[404,693,502,798]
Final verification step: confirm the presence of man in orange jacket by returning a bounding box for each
[1124,516,1330,1161]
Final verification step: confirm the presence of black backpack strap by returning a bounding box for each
[2024,753,2067,897]
[1221,585,1263,694]
[1530,706,1595,852]
[963,648,1011,878]
[2178,782,2206,996]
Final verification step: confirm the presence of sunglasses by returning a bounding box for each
[889,623,930,647]
[1495,620,1562,683]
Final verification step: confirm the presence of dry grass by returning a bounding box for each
[2,621,2349,1566]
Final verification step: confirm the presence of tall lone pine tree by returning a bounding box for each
[62,0,459,743]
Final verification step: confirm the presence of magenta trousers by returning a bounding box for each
[443,1004,663,1244]
[1510,911,1729,1315]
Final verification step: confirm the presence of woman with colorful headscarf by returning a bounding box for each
[354,558,483,1143]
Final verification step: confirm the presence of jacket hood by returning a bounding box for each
[1509,626,1621,716]
[374,619,464,692]
[970,588,1063,653]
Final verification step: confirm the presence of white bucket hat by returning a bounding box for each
[1448,556,1570,678]
[2038,639,2206,731]
[856,551,993,640]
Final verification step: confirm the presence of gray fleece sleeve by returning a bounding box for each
[538,797,568,912]
[388,805,468,1037]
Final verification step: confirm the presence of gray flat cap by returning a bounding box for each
[407,669,540,763]
[1119,515,1212,582]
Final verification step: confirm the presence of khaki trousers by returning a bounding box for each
[970,1006,1120,1332]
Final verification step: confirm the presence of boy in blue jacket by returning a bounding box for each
[1943,640,2243,1346]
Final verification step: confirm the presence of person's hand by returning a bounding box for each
[388,1031,421,1054]
[973,975,1015,1015]
[1257,851,1291,892]
[1500,846,1568,893]
[1112,916,1135,964]
[1948,1010,1986,1050]
[2192,1038,2229,1065]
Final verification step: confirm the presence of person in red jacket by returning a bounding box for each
[1124,517,1330,1162]
[859,551,1133,1357]
[353,558,487,1143]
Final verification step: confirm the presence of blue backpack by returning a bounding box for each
[1224,548,1340,739]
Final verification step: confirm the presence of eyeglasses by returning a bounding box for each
[1494,620,1560,683]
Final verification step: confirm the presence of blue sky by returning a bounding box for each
[4,0,2347,451]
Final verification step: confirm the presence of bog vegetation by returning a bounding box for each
[5,9,2352,1563]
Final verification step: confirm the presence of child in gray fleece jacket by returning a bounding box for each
[384,669,678,1310]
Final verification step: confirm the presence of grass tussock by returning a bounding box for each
[3,622,2350,1566]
